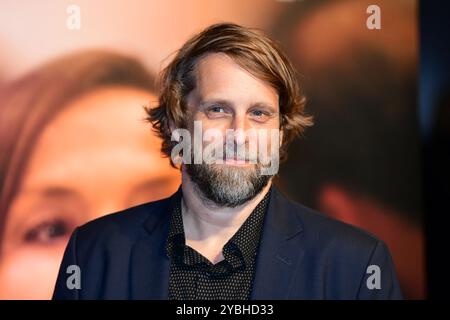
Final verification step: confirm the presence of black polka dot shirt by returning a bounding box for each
[166,188,271,300]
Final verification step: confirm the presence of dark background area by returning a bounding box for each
[421,0,450,300]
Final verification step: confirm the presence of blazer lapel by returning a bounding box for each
[251,187,305,299]
[129,188,181,299]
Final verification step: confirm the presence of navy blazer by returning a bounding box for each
[52,186,402,299]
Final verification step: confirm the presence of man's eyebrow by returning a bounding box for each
[199,99,234,109]
[249,102,278,113]
[199,99,277,113]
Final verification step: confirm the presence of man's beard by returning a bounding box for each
[185,162,272,208]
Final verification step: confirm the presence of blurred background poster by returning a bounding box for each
[0,0,430,299]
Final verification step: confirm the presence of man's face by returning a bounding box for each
[183,52,280,207]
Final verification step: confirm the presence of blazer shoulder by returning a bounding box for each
[281,192,382,251]
[75,196,171,245]
[273,190,402,299]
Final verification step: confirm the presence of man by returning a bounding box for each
[53,23,402,299]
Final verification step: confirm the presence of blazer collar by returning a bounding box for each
[131,184,305,299]
[250,186,305,299]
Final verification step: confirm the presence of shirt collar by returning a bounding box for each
[165,186,271,270]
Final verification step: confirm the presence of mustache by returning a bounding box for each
[218,144,259,162]
[190,139,274,165]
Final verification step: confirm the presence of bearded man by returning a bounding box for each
[53,23,402,300]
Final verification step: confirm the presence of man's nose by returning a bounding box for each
[230,115,250,145]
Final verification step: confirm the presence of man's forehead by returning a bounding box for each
[194,53,247,86]
[191,53,279,106]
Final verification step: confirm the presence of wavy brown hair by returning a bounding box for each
[146,23,313,166]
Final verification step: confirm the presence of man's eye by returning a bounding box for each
[206,105,229,118]
[24,219,71,245]
[210,106,225,113]
[252,110,264,116]
[250,109,270,121]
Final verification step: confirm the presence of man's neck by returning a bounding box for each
[180,166,271,263]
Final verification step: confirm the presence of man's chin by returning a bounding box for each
[185,162,270,208]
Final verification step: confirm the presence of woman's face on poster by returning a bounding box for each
[0,86,181,299]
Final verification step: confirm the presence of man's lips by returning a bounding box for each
[223,158,254,165]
